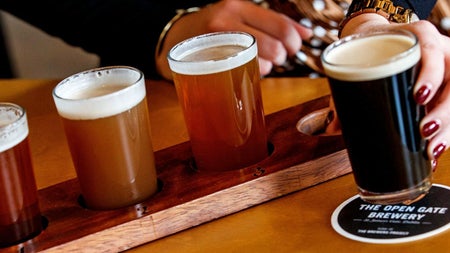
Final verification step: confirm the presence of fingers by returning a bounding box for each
[208,15,290,67]
[206,0,311,72]
[244,10,312,66]
[241,6,311,54]
[409,21,447,105]
[406,21,450,161]
[420,81,450,160]
[258,58,273,76]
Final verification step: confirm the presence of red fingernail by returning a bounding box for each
[433,143,447,159]
[422,120,440,138]
[414,85,431,104]
[432,159,438,172]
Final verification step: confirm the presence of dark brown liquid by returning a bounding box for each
[329,67,431,193]
[0,137,42,247]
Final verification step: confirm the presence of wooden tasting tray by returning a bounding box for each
[4,95,352,252]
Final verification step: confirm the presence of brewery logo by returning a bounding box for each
[331,184,450,243]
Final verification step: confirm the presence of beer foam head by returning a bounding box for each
[167,32,257,75]
[53,66,146,120]
[0,103,28,153]
[321,30,421,81]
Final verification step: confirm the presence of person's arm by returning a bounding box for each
[0,0,214,79]
[1,0,312,80]
[155,0,313,80]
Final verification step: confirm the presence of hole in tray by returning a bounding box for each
[296,108,340,136]
[267,141,274,156]
[77,195,87,209]
[41,216,49,230]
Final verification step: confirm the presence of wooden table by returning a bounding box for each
[1,77,449,253]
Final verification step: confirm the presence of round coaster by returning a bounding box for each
[331,184,450,244]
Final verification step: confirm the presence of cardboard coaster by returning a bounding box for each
[331,184,450,244]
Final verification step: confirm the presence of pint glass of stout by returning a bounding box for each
[321,29,432,205]
[167,32,268,171]
[0,103,42,247]
[53,66,158,210]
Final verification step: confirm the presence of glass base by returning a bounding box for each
[358,178,432,205]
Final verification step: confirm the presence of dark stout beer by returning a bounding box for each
[322,31,432,204]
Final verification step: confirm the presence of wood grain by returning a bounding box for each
[2,95,351,253]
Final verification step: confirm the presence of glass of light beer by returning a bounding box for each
[0,103,42,247]
[167,32,268,171]
[321,29,432,205]
[53,66,158,210]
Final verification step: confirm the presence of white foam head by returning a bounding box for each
[53,66,146,120]
[0,103,28,153]
[321,30,420,81]
[167,31,257,75]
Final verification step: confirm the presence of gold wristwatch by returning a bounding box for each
[340,0,419,30]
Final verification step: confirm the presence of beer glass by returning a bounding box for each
[53,66,158,210]
[167,32,268,171]
[0,103,42,247]
[321,29,432,205]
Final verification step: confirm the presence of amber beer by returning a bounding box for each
[0,103,42,247]
[168,32,268,171]
[53,66,158,210]
[321,30,432,204]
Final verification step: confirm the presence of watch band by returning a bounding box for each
[339,0,419,32]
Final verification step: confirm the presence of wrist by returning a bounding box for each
[340,13,390,38]
[155,7,201,80]
[155,7,201,58]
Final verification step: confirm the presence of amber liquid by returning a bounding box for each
[172,56,268,171]
[62,98,157,210]
[0,137,42,247]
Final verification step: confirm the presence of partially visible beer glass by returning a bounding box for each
[321,29,432,205]
[53,66,158,210]
[0,103,42,247]
[167,32,268,171]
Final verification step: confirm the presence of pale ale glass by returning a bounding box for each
[53,66,158,210]
[0,103,42,247]
[321,30,432,205]
[168,32,268,171]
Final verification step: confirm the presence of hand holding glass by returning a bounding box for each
[321,29,432,205]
